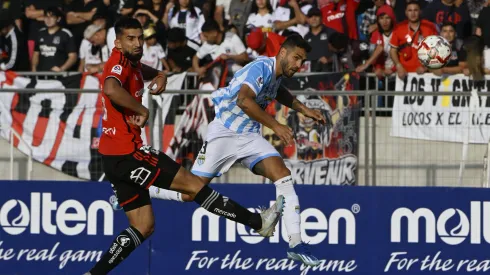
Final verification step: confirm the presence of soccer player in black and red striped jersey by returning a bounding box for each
[84,17,284,275]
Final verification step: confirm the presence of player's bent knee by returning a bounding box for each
[170,168,205,198]
[131,220,155,238]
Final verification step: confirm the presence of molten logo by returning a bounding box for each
[0,200,30,235]
[192,202,358,245]
[391,201,490,245]
[0,193,114,236]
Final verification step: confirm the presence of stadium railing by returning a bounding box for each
[1,72,488,188]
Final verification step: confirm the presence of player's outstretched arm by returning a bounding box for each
[237,85,293,145]
[104,78,149,125]
[276,86,326,124]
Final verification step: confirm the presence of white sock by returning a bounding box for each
[148,186,184,202]
[274,175,302,248]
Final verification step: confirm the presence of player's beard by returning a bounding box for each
[280,58,296,78]
[123,50,143,63]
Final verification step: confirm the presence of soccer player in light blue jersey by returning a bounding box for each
[136,34,326,266]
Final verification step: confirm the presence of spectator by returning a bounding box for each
[431,22,464,75]
[0,0,22,30]
[467,0,486,28]
[246,27,285,57]
[66,0,106,47]
[304,7,332,72]
[360,0,386,37]
[108,0,135,20]
[165,0,205,46]
[389,0,437,79]
[32,7,78,72]
[92,13,109,28]
[326,31,356,72]
[462,35,488,78]
[475,4,490,73]
[229,0,254,39]
[141,26,170,71]
[0,16,29,71]
[24,0,64,59]
[192,20,249,77]
[167,27,196,72]
[133,0,168,46]
[272,0,311,37]
[393,0,431,22]
[78,24,109,73]
[215,0,232,31]
[356,5,396,78]
[246,0,274,33]
[320,0,360,40]
[422,0,472,39]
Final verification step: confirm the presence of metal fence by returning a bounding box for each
[1,72,488,188]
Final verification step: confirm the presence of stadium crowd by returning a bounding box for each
[0,0,488,82]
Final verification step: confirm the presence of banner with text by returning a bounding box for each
[3,181,490,274]
[392,73,490,143]
[277,72,360,185]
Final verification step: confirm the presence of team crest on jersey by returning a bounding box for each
[111,65,123,75]
[320,33,327,40]
[197,154,205,165]
[256,76,264,88]
[53,36,60,45]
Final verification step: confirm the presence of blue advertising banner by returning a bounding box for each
[0,181,148,275]
[1,181,490,274]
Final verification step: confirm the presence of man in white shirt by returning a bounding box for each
[192,19,249,77]
[78,24,109,73]
[141,26,170,71]
[272,0,311,37]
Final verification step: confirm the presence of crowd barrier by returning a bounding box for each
[1,72,490,187]
[1,180,490,274]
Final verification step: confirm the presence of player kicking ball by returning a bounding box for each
[142,34,326,266]
[85,18,284,275]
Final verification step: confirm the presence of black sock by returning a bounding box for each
[194,185,262,230]
[90,226,145,275]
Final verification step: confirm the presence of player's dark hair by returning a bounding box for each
[406,0,421,9]
[464,35,484,81]
[115,17,142,37]
[328,32,349,51]
[201,19,220,33]
[167,27,186,42]
[280,33,312,53]
[44,7,63,18]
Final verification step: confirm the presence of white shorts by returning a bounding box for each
[191,119,281,178]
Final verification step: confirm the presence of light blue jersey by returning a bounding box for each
[212,56,283,134]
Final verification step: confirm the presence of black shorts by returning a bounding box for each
[102,145,181,212]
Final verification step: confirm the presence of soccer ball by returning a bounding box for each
[417,35,452,69]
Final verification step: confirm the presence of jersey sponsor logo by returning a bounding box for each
[326,12,345,22]
[130,167,152,186]
[117,235,131,247]
[102,127,116,135]
[39,45,57,57]
[111,65,123,75]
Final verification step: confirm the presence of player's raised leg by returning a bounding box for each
[252,156,320,266]
[162,161,284,237]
